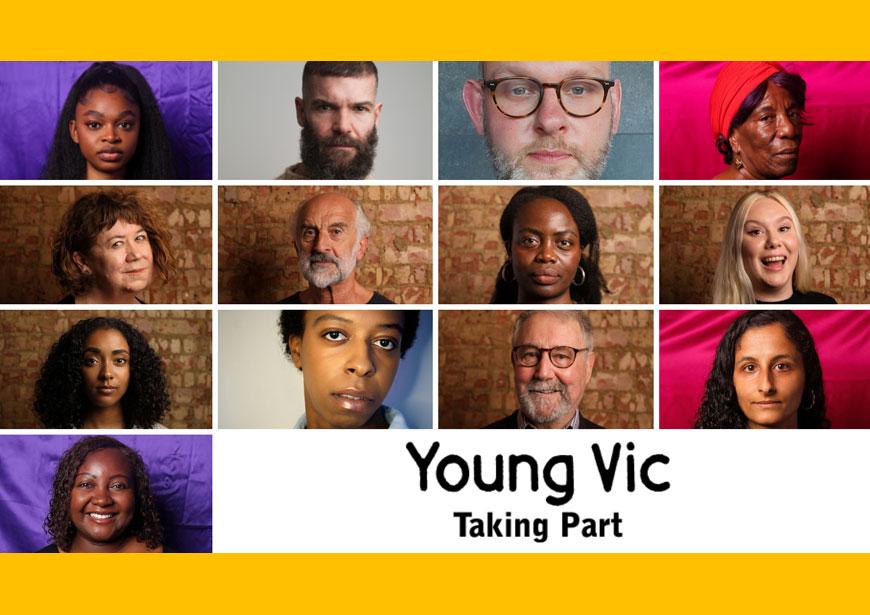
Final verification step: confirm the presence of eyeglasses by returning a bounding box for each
[482,77,616,118]
[512,345,589,368]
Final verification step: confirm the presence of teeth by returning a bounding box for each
[762,256,785,264]
[337,394,366,400]
[89,513,113,519]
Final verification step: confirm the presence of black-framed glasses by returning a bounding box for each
[512,345,589,368]
[482,76,616,118]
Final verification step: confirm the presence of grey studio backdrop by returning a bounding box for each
[219,62,433,180]
[438,62,653,179]
[218,310,433,428]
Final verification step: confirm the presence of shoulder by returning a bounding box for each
[798,291,837,304]
[484,411,519,429]
[277,292,302,304]
[578,415,604,429]
[368,291,395,305]
[384,406,409,429]
[57,294,75,304]
[276,163,309,180]
[37,543,60,553]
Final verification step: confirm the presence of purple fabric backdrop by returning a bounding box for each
[0,435,211,552]
[660,62,870,179]
[0,62,212,179]
[660,310,870,428]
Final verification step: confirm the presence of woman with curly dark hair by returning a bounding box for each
[41,62,175,180]
[491,186,608,304]
[696,310,828,429]
[52,191,175,304]
[40,436,164,552]
[34,317,170,429]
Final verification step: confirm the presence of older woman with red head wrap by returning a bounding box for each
[710,62,808,180]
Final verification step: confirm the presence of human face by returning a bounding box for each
[295,194,366,289]
[511,198,582,304]
[730,83,803,179]
[740,198,799,302]
[463,62,621,179]
[289,311,404,428]
[69,87,141,180]
[75,219,154,301]
[80,328,131,414]
[295,75,382,179]
[732,323,806,429]
[513,312,595,428]
[69,448,136,550]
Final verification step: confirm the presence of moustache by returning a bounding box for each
[308,252,339,265]
[526,381,567,394]
[323,135,364,150]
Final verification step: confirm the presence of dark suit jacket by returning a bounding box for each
[484,410,603,429]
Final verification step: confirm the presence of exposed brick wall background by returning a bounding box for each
[439,186,653,304]
[0,310,212,429]
[0,187,212,304]
[660,185,870,304]
[219,186,433,303]
[438,310,653,429]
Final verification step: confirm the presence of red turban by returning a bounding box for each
[709,61,785,138]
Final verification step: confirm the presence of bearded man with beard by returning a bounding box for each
[278,193,393,304]
[486,310,602,429]
[277,61,382,180]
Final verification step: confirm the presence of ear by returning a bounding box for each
[72,251,91,275]
[355,234,369,261]
[295,97,306,128]
[729,133,741,156]
[69,120,80,144]
[462,79,486,136]
[373,102,383,127]
[584,351,597,385]
[289,335,303,370]
[609,80,622,135]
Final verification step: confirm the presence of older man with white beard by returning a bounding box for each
[486,310,602,429]
[278,193,393,304]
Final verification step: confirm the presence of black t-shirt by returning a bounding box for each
[756,290,837,305]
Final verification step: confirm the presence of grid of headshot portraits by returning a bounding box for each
[1,59,869,552]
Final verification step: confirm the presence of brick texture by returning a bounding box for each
[660,185,870,304]
[438,310,653,428]
[438,186,653,304]
[0,186,212,304]
[0,310,212,429]
[218,186,433,303]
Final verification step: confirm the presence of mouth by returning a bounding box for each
[332,389,375,413]
[97,149,124,162]
[527,150,573,163]
[123,268,148,275]
[752,400,783,407]
[86,512,118,523]
[529,269,561,285]
[773,148,799,158]
[96,387,118,395]
[761,255,787,271]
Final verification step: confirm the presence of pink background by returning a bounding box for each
[659,62,870,179]
[659,310,870,428]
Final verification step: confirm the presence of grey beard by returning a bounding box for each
[517,382,576,425]
[298,252,358,289]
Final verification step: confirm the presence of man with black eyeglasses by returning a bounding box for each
[486,310,602,429]
[462,62,621,180]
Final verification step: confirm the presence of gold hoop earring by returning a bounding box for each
[499,261,514,283]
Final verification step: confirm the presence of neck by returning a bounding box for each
[83,406,126,429]
[70,533,131,553]
[306,406,388,429]
[754,283,793,303]
[76,286,141,304]
[517,289,573,304]
[301,275,373,304]
[86,165,126,180]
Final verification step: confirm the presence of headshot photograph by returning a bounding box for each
[439,310,653,429]
[660,185,870,304]
[219,309,432,428]
[0,187,211,304]
[660,310,870,428]
[660,61,870,180]
[439,61,653,180]
[0,434,212,552]
[439,185,652,304]
[219,62,432,180]
[0,310,211,429]
[219,186,432,304]
[0,61,212,180]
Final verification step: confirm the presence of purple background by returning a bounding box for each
[0,62,212,179]
[0,435,212,552]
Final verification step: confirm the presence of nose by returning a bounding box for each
[92,485,114,506]
[99,360,114,382]
[344,339,375,377]
[776,112,797,139]
[758,368,776,395]
[532,88,568,134]
[312,230,330,254]
[533,351,557,380]
[101,124,120,143]
[333,108,353,135]
[534,238,557,262]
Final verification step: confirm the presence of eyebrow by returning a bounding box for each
[311,314,405,333]
[83,347,130,354]
[736,353,799,363]
[311,97,375,107]
[517,226,579,236]
[744,216,792,226]
[82,109,138,118]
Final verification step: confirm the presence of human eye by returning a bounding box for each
[372,337,398,351]
[85,121,101,130]
[518,235,539,248]
[746,227,763,237]
[135,232,148,242]
[354,104,371,113]
[551,347,574,364]
[557,238,575,249]
[778,225,791,233]
[76,480,94,489]
[329,227,344,238]
[114,357,128,366]
[118,120,136,130]
[741,363,757,373]
[111,240,125,248]
[322,330,348,343]
[314,102,334,112]
[82,356,99,367]
[774,361,792,371]
[518,347,539,362]
[110,481,129,490]
[504,79,537,98]
[301,228,317,241]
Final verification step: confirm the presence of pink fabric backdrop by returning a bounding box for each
[660,310,870,428]
[659,62,870,179]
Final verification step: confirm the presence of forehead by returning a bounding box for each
[305,75,377,101]
[97,218,145,236]
[298,197,357,227]
[77,447,132,474]
[757,83,797,108]
[84,327,129,349]
[745,198,791,223]
[483,61,611,81]
[77,87,139,111]
[514,197,577,232]
[516,313,584,346]
[303,310,403,333]
[735,323,799,356]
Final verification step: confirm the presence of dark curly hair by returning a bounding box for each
[52,191,175,298]
[41,62,175,179]
[491,186,609,304]
[33,317,170,428]
[279,310,420,360]
[44,436,163,552]
[716,71,808,165]
[695,310,828,429]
